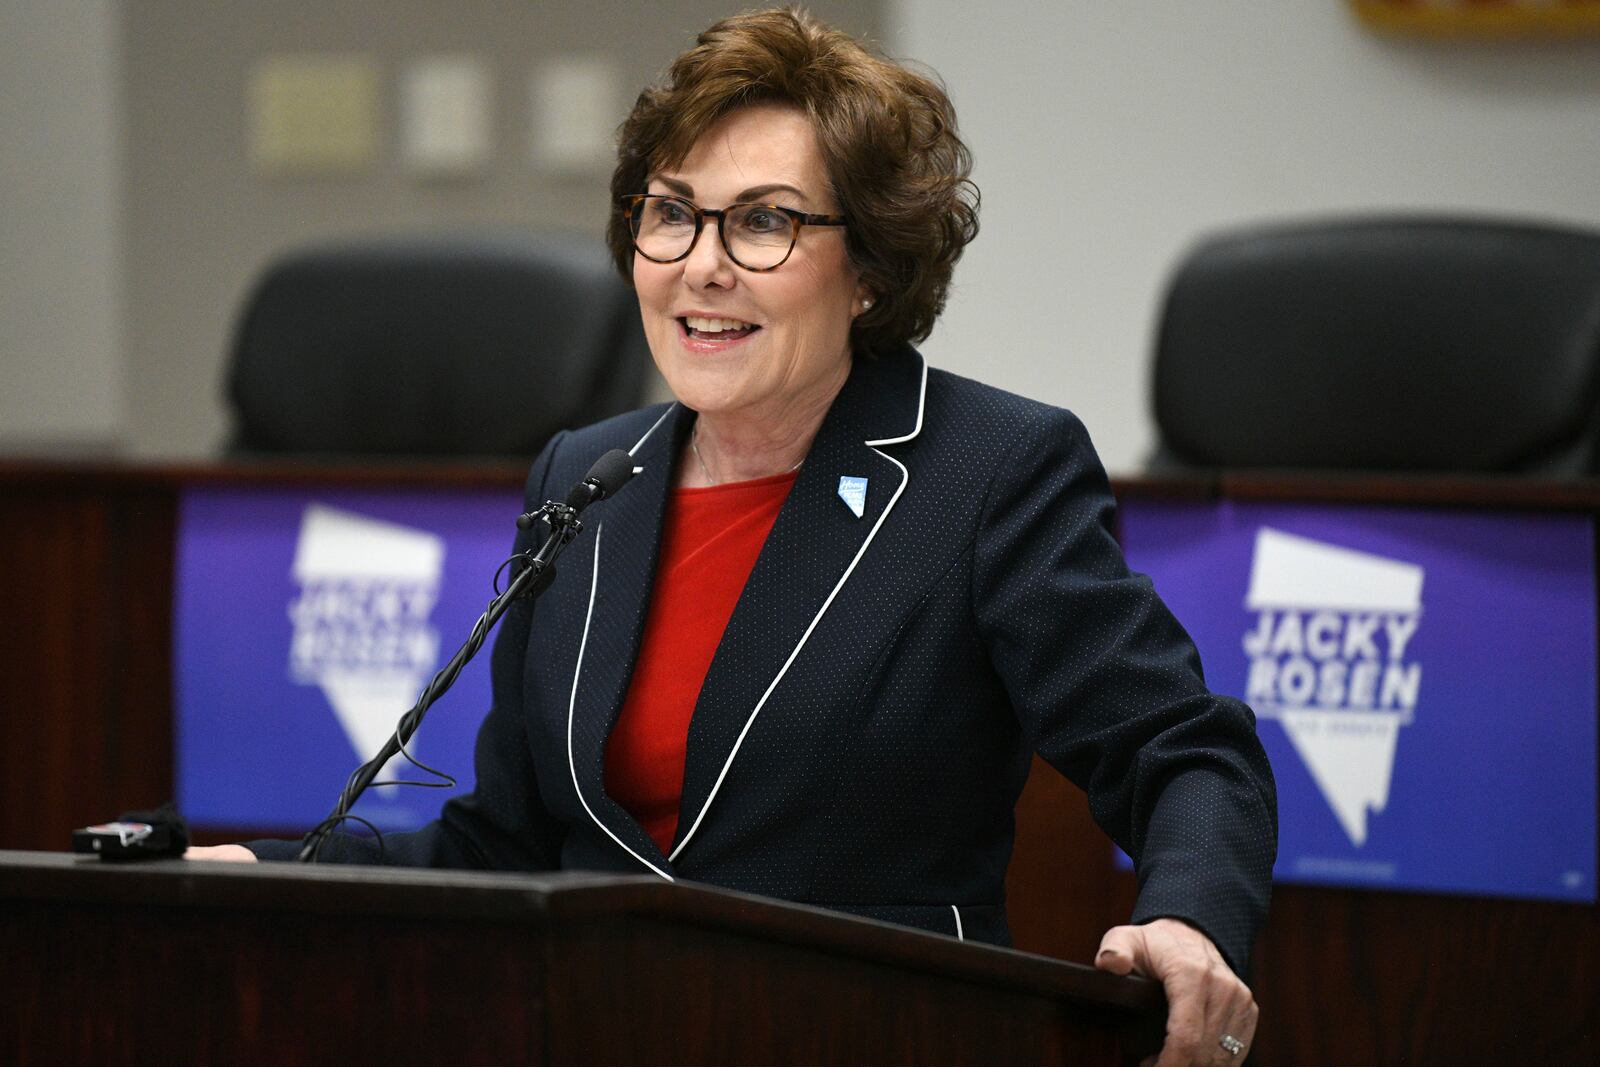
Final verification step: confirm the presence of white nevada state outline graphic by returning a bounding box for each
[1242,528,1424,846]
[287,505,444,765]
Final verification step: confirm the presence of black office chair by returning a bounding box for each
[1150,217,1600,475]
[226,231,651,458]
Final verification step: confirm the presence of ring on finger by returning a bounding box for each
[1219,1034,1245,1056]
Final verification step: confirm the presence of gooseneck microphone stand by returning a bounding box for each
[296,449,636,863]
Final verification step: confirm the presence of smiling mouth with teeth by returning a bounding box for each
[682,315,760,341]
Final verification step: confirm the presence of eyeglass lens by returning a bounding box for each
[631,196,796,271]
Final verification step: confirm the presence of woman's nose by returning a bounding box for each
[682,218,737,289]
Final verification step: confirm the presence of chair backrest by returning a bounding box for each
[227,231,651,457]
[1150,217,1600,475]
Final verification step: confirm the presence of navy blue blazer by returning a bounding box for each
[254,346,1276,972]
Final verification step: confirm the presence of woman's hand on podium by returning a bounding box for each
[183,845,258,862]
[1095,917,1256,1066]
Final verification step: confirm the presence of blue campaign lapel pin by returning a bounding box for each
[837,475,868,518]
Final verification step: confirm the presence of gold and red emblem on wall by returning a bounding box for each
[1351,0,1600,35]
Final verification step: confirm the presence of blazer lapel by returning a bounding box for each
[562,403,690,873]
[670,349,927,860]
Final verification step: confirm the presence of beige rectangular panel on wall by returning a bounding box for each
[530,56,620,174]
[248,54,379,174]
[401,56,493,176]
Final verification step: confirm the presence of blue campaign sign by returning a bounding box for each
[1118,499,1597,903]
[175,486,524,833]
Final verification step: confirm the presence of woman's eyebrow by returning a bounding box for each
[648,176,811,206]
[735,183,808,204]
[651,175,695,197]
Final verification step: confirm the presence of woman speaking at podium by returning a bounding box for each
[193,9,1275,1063]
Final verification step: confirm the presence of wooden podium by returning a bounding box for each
[0,851,1164,1066]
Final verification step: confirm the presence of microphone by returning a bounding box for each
[520,448,636,528]
[566,448,636,509]
[299,446,638,862]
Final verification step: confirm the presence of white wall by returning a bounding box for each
[5,3,1599,463]
[0,1,122,450]
[889,2,1600,472]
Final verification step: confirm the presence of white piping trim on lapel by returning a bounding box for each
[629,402,678,457]
[951,905,965,941]
[667,355,929,863]
[865,351,927,448]
[566,522,674,881]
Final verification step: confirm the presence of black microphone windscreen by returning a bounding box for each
[583,449,637,500]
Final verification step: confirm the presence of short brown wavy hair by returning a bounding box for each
[607,7,979,354]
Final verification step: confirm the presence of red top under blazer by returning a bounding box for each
[605,472,796,853]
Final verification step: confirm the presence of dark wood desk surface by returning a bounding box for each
[7,453,1600,506]
[0,852,1164,1065]
[2,456,1595,1064]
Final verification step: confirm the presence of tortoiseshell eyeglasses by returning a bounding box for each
[620,194,848,272]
